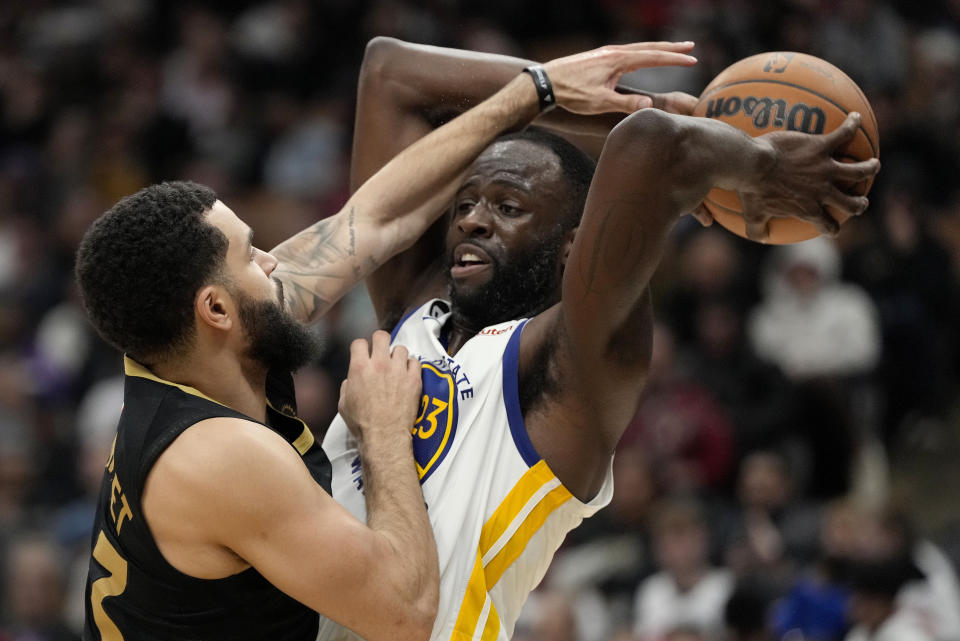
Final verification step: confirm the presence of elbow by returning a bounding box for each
[605,109,695,171]
[605,109,712,203]
[408,590,439,641]
[361,36,406,85]
[407,559,439,641]
[388,589,437,641]
[607,109,680,150]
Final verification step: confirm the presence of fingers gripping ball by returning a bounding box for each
[694,52,879,244]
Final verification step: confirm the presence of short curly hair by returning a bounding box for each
[75,181,226,362]
[494,127,596,230]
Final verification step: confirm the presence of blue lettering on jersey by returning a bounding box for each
[350,455,363,492]
[412,363,458,483]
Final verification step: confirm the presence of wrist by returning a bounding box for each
[486,74,542,131]
[522,65,557,114]
[739,137,779,193]
[356,425,413,456]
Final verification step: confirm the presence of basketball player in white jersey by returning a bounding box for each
[321,39,880,641]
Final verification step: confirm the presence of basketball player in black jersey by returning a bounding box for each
[74,43,702,641]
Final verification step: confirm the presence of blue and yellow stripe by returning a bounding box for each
[450,460,572,640]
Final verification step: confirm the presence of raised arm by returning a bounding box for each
[275,38,697,330]
[522,110,880,500]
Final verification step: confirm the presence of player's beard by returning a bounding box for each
[234,282,320,373]
[448,234,564,331]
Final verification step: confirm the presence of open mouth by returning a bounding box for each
[451,244,492,278]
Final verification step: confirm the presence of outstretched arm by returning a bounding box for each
[334,37,698,329]
[522,110,880,500]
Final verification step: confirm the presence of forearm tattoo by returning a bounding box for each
[272,207,369,323]
[577,197,646,299]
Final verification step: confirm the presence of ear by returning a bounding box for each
[195,285,233,332]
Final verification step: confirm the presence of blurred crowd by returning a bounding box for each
[1,1,959,640]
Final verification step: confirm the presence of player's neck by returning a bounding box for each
[444,324,475,357]
[149,350,269,423]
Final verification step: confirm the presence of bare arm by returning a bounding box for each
[522,110,880,499]
[144,333,434,641]
[268,68,540,326]
[346,37,698,329]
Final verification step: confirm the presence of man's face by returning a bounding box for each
[207,201,283,308]
[207,201,319,372]
[445,140,572,329]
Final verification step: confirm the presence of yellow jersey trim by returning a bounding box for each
[123,356,226,407]
[477,460,554,553]
[125,356,316,456]
[484,484,571,586]
[452,553,494,640]
[450,460,572,640]
[479,603,501,641]
[265,398,315,455]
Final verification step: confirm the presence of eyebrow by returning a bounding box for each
[456,177,532,195]
[246,228,254,251]
[490,178,532,193]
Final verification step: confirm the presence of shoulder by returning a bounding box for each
[148,416,309,513]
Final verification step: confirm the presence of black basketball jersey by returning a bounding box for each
[82,356,331,641]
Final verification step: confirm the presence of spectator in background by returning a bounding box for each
[749,237,882,498]
[633,498,734,641]
[749,236,881,381]
[719,450,821,591]
[859,508,960,641]
[773,499,861,641]
[724,579,774,641]
[664,626,705,641]
[0,414,32,616]
[845,556,932,641]
[513,588,611,641]
[663,227,755,347]
[547,445,660,629]
[683,296,794,458]
[623,323,735,494]
[50,376,123,634]
[1,535,76,641]
[903,27,960,130]
[815,0,909,93]
[845,182,960,447]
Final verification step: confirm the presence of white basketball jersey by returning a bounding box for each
[319,299,613,641]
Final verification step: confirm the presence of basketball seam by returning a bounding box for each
[698,78,878,157]
[703,195,742,216]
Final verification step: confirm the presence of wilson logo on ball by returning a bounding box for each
[762,52,795,73]
[703,96,826,134]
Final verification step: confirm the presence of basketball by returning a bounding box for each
[693,52,879,244]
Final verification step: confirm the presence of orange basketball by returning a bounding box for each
[693,52,879,244]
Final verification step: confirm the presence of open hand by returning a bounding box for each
[339,330,422,445]
[739,112,881,242]
[544,42,698,115]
